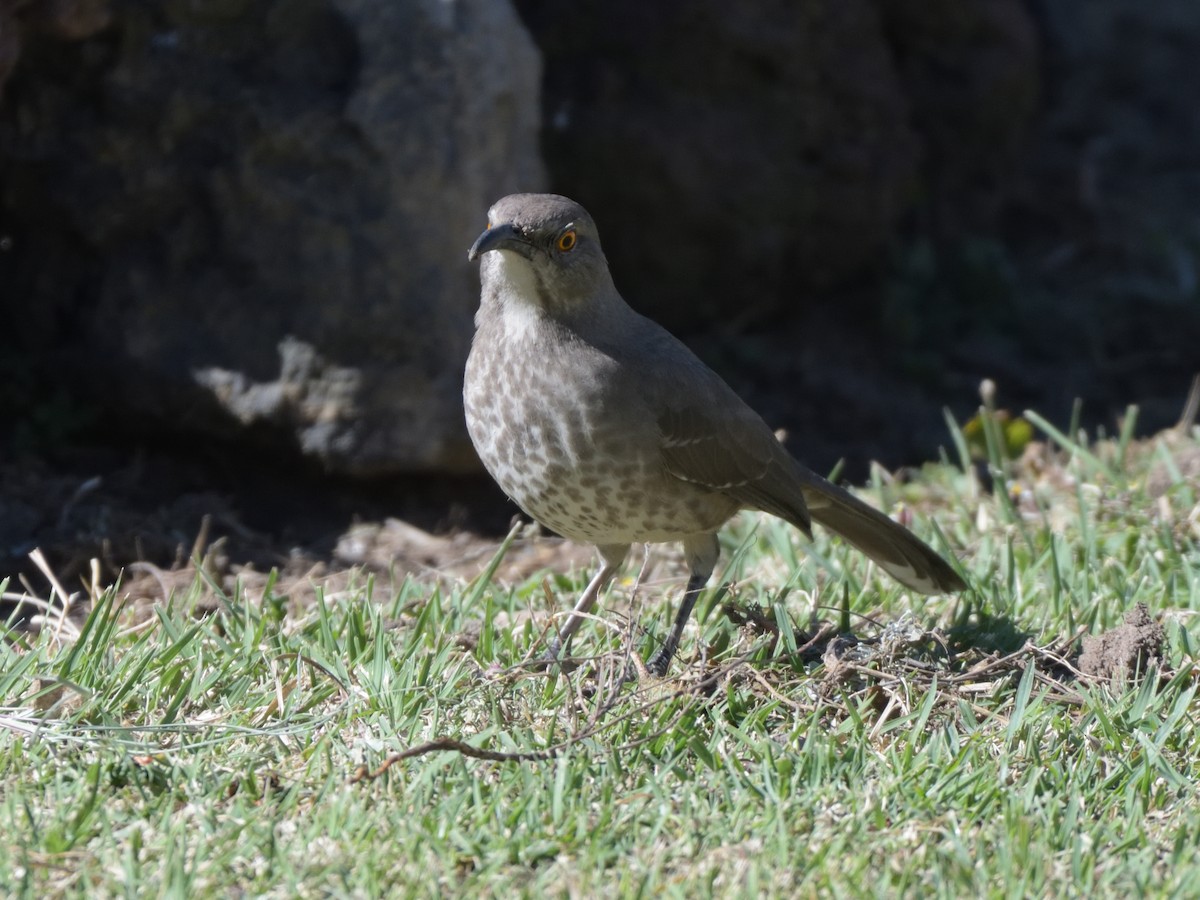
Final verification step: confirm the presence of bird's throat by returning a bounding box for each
[485,252,551,342]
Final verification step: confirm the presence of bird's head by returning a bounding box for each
[468,193,615,318]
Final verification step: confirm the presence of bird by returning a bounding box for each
[464,193,965,675]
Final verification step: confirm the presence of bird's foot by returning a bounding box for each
[644,646,675,677]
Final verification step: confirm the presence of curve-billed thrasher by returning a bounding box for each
[465,193,965,674]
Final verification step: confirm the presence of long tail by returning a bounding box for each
[799,475,965,594]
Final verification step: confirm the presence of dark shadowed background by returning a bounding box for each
[1,0,1198,585]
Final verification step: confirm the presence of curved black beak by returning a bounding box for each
[467,223,535,262]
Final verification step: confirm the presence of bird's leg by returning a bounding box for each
[542,543,629,664]
[645,570,709,676]
[646,533,719,676]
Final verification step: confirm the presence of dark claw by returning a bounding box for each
[645,646,674,677]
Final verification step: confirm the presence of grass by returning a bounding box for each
[2,409,1199,897]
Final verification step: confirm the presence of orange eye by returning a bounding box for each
[556,230,577,252]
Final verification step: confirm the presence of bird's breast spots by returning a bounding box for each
[520,423,544,454]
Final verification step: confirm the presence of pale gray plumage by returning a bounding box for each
[464,193,965,674]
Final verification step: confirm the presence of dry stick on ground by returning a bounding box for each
[353,596,1142,782]
[349,648,768,783]
[353,621,906,782]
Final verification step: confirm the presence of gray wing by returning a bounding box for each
[621,315,962,595]
[658,398,964,593]
[655,395,814,539]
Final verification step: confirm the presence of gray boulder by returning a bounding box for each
[513,0,1038,327]
[1,0,544,473]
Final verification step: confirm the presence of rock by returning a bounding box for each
[512,0,1039,328]
[877,0,1039,230]
[0,1,113,96]
[0,0,544,474]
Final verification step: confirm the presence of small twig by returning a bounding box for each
[837,663,908,685]
[350,738,561,782]
[351,652,757,783]
[1030,642,1089,681]
[1030,672,1085,706]
[943,643,1036,685]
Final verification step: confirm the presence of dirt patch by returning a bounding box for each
[1077,603,1166,685]
[0,442,596,628]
